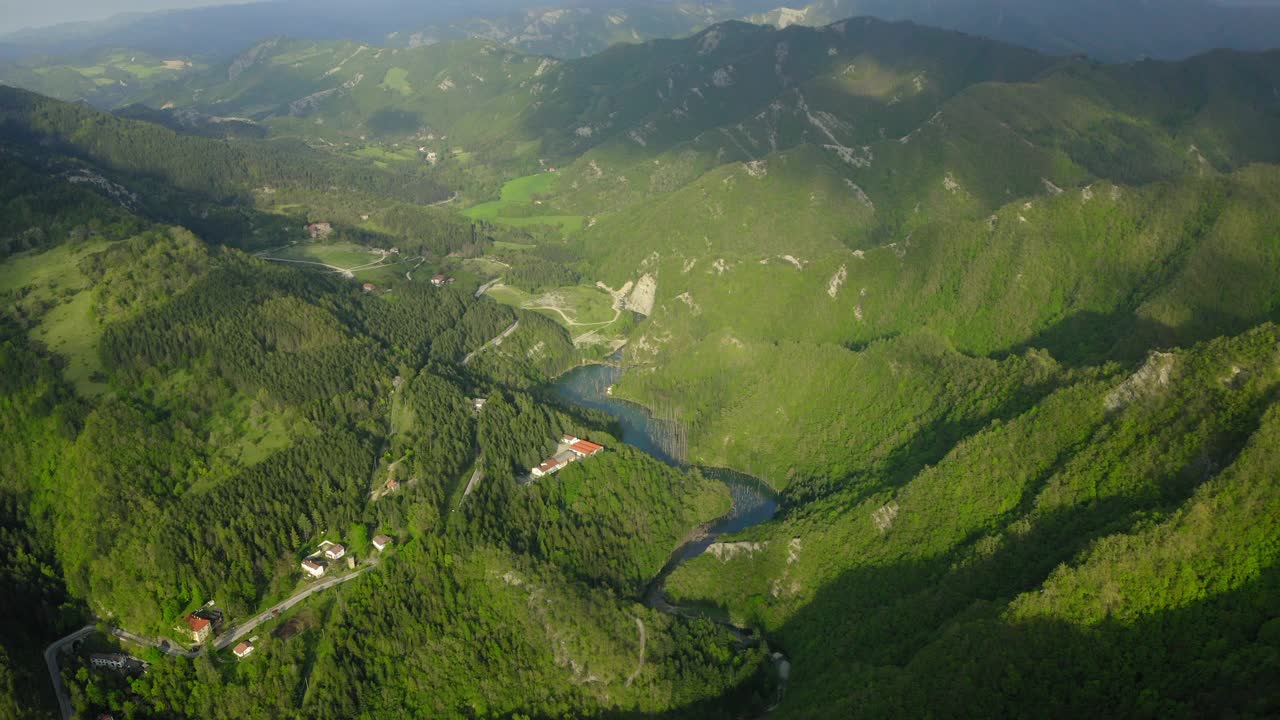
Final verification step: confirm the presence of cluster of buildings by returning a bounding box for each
[301,542,348,579]
[299,535,393,578]
[431,274,456,287]
[530,434,606,478]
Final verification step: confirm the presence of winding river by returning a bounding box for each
[553,362,793,707]
[551,363,779,598]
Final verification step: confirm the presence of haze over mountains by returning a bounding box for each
[3,0,1280,62]
[2,1,1280,719]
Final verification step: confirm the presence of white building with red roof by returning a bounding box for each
[184,614,211,643]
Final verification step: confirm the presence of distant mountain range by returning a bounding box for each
[1,0,1278,63]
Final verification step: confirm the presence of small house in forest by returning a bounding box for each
[233,642,255,659]
[185,614,211,643]
[306,222,333,238]
[324,544,346,560]
[301,559,325,578]
[372,535,393,552]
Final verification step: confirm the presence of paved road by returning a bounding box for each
[462,320,519,366]
[474,276,503,299]
[214,563,377,650]
[44,625,94,720]
[44,564,377,718]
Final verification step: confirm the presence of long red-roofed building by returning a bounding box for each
[568,439,604,457]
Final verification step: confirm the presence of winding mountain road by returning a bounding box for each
[44,625,94,720]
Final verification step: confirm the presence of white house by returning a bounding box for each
[301,559,325,578]
[233,642,255,659]
[372,535,393,552]
[324,544,346,560]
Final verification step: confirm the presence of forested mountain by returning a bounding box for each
[2,8,1280,720]
[0,89,757,718]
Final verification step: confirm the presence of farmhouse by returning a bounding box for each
[362,283,376,293]
[324,544,346,560]
[372,535,393,552]
[529,435,606,478]
[233,641,255,659]
[306,222,333,238]
[301,559,325,578]
[185,614,211,643]
[431,274,447,287]
[531,458,564,478]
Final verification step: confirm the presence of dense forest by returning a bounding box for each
[3,10,1280,720]
[0,100,765,717]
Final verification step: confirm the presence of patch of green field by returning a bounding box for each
[1,240,118,395]
[352,145,418,163]
[380,67,413,95]
[74,65,107,77]
[462,257,509,277]
[206,396,317,474]
[493,240,536,251]
[92,77,118,86]
[0,240,107,297]
[121,64,163,79]
[34,291,107,396]
[486,283,620,326]
[269,241,386,270]
[495,215,584,232]
[463,172,583,233]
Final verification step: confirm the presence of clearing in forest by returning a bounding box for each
[463,172,584,232]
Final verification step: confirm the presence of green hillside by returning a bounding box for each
[3,12,1280,720]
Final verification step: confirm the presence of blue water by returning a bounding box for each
[551,363,779,566]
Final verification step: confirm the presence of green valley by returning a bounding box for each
[2,5,1280,720]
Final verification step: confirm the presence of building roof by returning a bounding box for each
[373,534,392,546]
[536,458,562,474]
[569,439,604,455]
[185,614,210,632]
[233,641,253,656]
[325,544,345,555]
[302,559,323,570]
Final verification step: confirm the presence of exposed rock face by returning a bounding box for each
[228,38,279,82]
[1105,352,1177,411]
[627,274,657,316]
[289,88,341,117]
[872,501,900,533]
[707,541,768,561]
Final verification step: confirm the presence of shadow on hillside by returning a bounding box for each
[770,553,1280,719]
[784,370,1064,510]
[997,309,1177,368]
